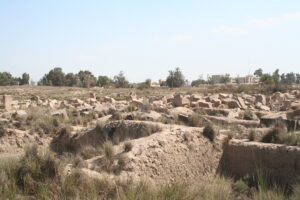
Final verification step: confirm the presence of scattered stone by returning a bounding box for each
[51,109,69,120]
[104,96,115,103]
[131,99,144,107]
[237,97,247,110]
[198,100,212,108]
[227,100,241,109]
[173,94,190,107]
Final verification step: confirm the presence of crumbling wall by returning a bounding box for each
[0,95,12,110]
[219,139,300,185]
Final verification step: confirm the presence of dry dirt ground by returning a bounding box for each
[0,85,300,187]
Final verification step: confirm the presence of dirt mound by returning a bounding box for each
[51,120,162,153]
[65,122,224,184]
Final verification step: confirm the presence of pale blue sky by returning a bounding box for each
[0,0,300,82]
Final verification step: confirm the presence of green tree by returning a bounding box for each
[260,74,274,85]
[272,69,280,85]
[97,76,112,87]
[0,72,18,86]
[220,74,230,84]
[78,70,97,88]
[191,78,206,86]
[19,73,30,85]
[159,79,166,87]
[114,71,129,88]
[296,74,300,84]
[39,67,65,86]
[254,68,263,77]
[285,72,296,85]
[65,73,78,87]
[166,67,185,88]
[145,79,152,87]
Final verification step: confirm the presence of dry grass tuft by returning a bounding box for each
[80,146,98,160]
[101,141,115,172]
[188,114,206,127]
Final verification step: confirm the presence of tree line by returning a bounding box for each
[254,68,300,85]
[0,72,30,86]
[0,67,299,88]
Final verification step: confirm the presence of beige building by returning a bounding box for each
[211,74,260,85]
[234,75,260,84]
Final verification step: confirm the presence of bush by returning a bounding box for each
[14,145,61,196]
[116,154,128,172]
[188,114,205,127]
[111,111,123,120]
[61,170,115,199]
[248,129,256,141]
[124,141,133,152]
[261,121,287,144]
[242,110,256,120]
[233,179,249,194]
[26,107,63,136]
[0,126,8,137]
[202,124,216,142]
[0,158,18,199]
[149,124,162,134]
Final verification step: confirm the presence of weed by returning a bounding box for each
[111,112,123,120]
[202,124,216,142]
[116,154,128,172]
[101,141,115,172]
[233,179,250,194]
[261,121,287,144]
[188,114,205,127]
[124,141,133,152]
[81,146,97,160]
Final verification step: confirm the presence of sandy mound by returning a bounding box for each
[63,121,223,184]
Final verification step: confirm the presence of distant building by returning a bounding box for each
[210,74,260,85]
[149,80,160,88]
[234,75,260,84]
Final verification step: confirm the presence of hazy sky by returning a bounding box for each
[0,0,300,82]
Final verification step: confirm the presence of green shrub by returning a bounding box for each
[16,145,61,193]
[202,124,216,142]
[233,179,249,194]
